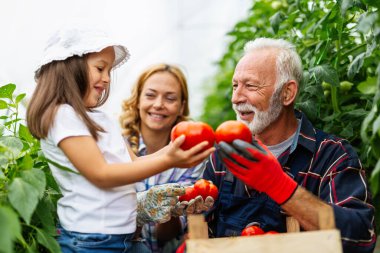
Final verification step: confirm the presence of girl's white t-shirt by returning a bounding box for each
[40,104,137,234]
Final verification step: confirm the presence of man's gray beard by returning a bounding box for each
[233,88,283,135]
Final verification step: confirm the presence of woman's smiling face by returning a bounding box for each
[138,71,184,133]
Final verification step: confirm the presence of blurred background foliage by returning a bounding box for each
[201,0,380,225]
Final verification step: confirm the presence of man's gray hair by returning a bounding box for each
[243,38,303,91]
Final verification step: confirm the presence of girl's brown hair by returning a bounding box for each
[27,55,110,140]
[120,63,190,154]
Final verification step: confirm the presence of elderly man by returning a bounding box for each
[204,38,376,253]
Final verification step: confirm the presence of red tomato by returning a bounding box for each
[193,179,219,200]
[215,120,252,144]
[241,225,265,236]
[179,187,198,202]
[194,179,210,200]
[171,121,215,151]
[208,183,219,200]
[265,231,279,235]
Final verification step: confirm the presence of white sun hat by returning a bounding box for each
[36,22,130,73]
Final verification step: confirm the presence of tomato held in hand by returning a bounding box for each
[241,225,265,236]
[208,183,219,200]
[178,186,198,202]
[193,179,219,200]
[179,179,219,202]
[171,121,215,151]
[215,120,252,144]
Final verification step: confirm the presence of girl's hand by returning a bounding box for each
[165,135,215,168]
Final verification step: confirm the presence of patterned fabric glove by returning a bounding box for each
[186,195,214,214]
[136,183,185,227]
[171,200,188,217]
[218,139,298,205]
[172,195,215,216]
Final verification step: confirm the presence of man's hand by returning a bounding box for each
[136,183,185,226]
[218,139,297,205]
[172,195,215,216]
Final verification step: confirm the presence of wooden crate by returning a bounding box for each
[186,206,343,253]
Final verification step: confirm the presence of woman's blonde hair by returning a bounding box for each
[27,55,110,140]
[120,63,190,154]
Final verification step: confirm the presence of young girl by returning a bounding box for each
[26,25,214,253]
[120,63,208,253]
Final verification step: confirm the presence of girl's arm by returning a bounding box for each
[59,135,214,188]
[125,143,138,161]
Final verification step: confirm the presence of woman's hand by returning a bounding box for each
[172,195,215,216]
[136,183,185,226]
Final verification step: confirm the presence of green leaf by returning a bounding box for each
[0,154,7,169]
[4,118,22,128]
[0,169,5,179]
[45,158,80,175]
[370,134,380,158]
[21,169,46,199]
[35,227,61,253]
[363,0,380,8]
[24,240,39,253]
[0,136,24,160]
[340,123,354,139]
[309,65,340,87]
[357,76,377,95]
[0,99,7,109]
[18,154,34,171]
[35,197,57,236]
[348,52,366,79]
[15,93,26,104]
[357,12,378,34]
[370,159,380,196]
[44,169,62,194]
[18,124,35,143]
[361,104,377,143]
[0,84,16,99]
[297,100,319,122]
[304,84,323,97]
[8,178,40,224]
[269,11,285,34]
[341,0,354,16]
[366,39,377,57]
[0,206,22,253]
[344,109,367,118]
[373,114,380,137]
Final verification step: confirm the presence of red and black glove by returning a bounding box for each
[218,139,297,205]
[176,240,186,253]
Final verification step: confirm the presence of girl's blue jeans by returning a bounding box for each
[57,225,151,253]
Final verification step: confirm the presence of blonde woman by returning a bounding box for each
[120,64,209,253]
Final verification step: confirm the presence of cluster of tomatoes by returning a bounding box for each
[170,120,252,151]
[179,179,218,202]
[171,120,280,237]
[241,225,279,236]
[172,120,251,202]
[173,120,271,235]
